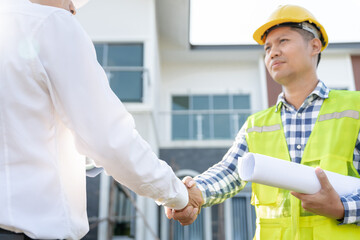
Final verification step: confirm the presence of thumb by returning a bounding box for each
[164,207,174,219]
[315,167,332,191]
[182,176,196,188]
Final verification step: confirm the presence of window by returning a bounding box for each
[232,192,256,240]
[172,94,251,140]
[94,43,145,102]
[108,180,136,239]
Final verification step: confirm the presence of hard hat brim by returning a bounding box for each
[253,17,328,51]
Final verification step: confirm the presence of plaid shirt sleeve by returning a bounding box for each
[194,125,248,207]
[339,133,360,225]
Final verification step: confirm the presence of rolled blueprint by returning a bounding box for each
[238,153,360,195]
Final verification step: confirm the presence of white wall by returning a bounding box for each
[77,0,154,41]
[318,53,355,90]
[161,61,261,109]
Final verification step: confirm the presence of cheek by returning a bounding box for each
[264,55,271,70]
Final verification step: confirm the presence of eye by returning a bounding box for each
[280,38,288,43]
[264,46,271,52]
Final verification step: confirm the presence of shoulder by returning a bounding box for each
[4,2,70,21]
[328,90,360,102]
[248,105,277,121]
[4,2,82,37]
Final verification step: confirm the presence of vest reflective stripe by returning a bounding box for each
[245,90,360,240]
[246,124,281,133]
[318,109,359,122]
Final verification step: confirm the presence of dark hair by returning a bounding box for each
[290,27,321,67]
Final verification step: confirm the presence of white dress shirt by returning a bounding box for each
[0,1,188,239]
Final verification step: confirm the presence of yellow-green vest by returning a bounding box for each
[245,90,360,240]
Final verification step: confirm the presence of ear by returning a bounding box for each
[310,38,322,56]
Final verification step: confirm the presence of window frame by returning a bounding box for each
[171,94,252,141]
[94,42,147,103]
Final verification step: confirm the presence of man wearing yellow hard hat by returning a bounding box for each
[167,4,360,239]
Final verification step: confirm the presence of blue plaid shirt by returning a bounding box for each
[195,80,360,225]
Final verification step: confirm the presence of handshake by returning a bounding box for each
[164,177,204,226]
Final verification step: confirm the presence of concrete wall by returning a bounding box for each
[318,53,356,90]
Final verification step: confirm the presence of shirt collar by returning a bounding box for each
[274,80,330,112]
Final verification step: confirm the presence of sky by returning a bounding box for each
[190,0,360,45]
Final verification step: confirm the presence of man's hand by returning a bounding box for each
[291,167,344,220]
[165,176,204,226]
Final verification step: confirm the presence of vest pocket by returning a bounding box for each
[312,218,360,240]
[302,155,348,176]
[256,225,282,240]
[252,183,279,205]
[319,155,348,175]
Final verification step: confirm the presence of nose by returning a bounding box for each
[269,44,280,59]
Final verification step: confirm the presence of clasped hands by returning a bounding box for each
[165,176,204,226]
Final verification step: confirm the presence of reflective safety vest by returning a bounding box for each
[245,90,360,240]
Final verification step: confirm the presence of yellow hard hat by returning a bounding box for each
[253,5,328,51]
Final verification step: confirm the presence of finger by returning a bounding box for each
[290,191,304,200]
[173,206,194,221]
[165,207,174,219]
[182,176,196,188]
[179,208,198,226]
[315,167,331,190]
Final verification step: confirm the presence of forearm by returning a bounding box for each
[194,127,249,207]
[195,169,245,207]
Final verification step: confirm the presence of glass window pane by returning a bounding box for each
[172,96,189,110]
[233,95,250,109]
[172,114,190,140]
[192,114,210,140]
[112,183,136,237]
[211,204,225,240]
[109,71,143,102]
[232,196,256,240]
[213,114,230,139]
[213,95,229,109]
[193,96,209,110]
[238,113,250,129]
[94,44,104,65]
[232,197,248,240]
[108,44,143,67]
[202,114,211,140]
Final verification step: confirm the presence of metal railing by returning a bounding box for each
[157,109,254,144]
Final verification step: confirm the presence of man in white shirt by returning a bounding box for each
[0,0,192,239]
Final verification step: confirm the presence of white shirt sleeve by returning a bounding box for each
[34,10,188,210]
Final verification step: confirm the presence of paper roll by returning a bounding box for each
[238,153,360,195]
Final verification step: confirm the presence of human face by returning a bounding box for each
[264,27,315,85]
[30,0,76,15]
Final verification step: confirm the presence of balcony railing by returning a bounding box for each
[156,109,254,145]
